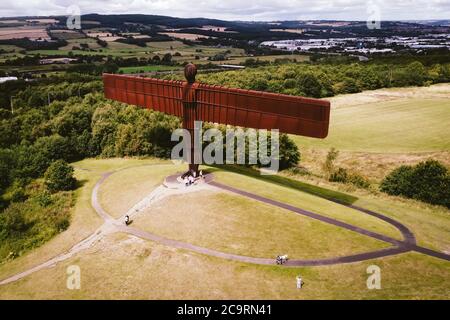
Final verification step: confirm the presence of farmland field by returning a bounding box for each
[159,32,213,40]
[49,30,85,40]
[0,26,50,40]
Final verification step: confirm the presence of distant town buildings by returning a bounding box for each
[0,76,18,84]
[260,34,450,54]
[218,64,246,69]
[39,58,77,65]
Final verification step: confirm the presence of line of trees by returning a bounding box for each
[193,60,450,98]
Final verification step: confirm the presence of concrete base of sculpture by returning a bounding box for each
[163,171,214,190]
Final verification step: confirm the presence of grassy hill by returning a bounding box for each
[0,158,448,299]
[292,84,450,153]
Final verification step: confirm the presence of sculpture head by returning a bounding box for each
[184,63,197,83]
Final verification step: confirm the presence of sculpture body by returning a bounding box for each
[103,64,330,174]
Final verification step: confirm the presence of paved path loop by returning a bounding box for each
[1,166,449,286]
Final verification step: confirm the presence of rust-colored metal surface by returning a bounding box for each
[103,64,330,138]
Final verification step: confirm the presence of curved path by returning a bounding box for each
[1,166,449,286]
[151,174,449,266]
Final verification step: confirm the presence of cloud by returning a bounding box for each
[0,0,449,20]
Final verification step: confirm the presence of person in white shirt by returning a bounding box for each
[296,276,303,289]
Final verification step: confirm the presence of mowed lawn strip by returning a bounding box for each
[212,169,402,240]
[292,96,450,153]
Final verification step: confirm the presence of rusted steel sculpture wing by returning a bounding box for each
[103,70,330,138]
[195,83,330,138]
[103,73,185,117]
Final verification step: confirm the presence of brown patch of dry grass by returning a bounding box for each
[0,232,448,300]
[300,148,450,182]
[0,26,50,40]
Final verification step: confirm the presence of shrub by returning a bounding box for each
[348,174,370,189]
[44,160,77,193]
[380,160,450,208]
[0,202,30,241]
[330,167,370,189]
[10,187,27,203]
[322,148,339,179]
[330,167,349,183]
[379,165,415,197]
[35,191,53,207]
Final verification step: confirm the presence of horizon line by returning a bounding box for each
[0,13,449,23]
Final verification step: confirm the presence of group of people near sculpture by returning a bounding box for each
[183,170,204,187]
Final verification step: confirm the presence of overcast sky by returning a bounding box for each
[1,0,449,21]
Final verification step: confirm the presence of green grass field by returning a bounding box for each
[212,169,401,240]
[292,85,450,153]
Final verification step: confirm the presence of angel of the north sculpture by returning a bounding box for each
[103,63,330,175]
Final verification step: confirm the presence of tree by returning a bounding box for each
[297,73,322,98]
[27,94,45,108]
[44,160,77,193]
[162,53,172,64]
[380,160,450,208]
[250,78,268,91]
[33,134,75,163]
[406,61,426,86]
[278,134,301,170]
[102,62,119,74]
[341,77,361,94]
[0,149,14,193]
[51,103,94,137]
